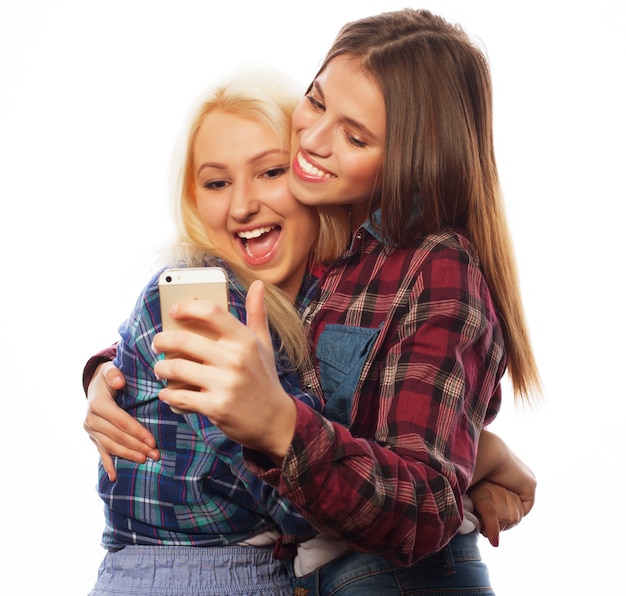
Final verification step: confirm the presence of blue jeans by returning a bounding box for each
[292,531,494,595]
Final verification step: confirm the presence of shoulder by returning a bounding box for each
[386,229,479,283]
[407,231,490,304]
[120,266,170,335]
[418,229,479,265]
[135,266,169,306]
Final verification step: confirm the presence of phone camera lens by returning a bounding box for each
[165,275,172,283]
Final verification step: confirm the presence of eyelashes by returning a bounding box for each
[304,93,368,149]
[201,165,289,191]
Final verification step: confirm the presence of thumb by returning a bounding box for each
[245,280,273,351]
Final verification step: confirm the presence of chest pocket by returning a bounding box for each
[316,324,381,428]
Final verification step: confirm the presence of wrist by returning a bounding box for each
[264,395,297,465]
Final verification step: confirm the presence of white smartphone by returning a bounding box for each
[158,266,228,411]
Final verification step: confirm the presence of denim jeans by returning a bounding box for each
[292,531,494,595]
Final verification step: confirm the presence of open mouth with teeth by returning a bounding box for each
[295,151,335,180]
[236,225,281,263]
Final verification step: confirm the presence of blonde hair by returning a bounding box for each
[317,10,540,400]
[171,66,348,368]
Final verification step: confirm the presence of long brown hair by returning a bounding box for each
[316,9,540,400]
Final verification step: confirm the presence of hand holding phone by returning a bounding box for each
[158,266,228,412]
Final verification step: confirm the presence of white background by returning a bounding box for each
[1,1,624,593]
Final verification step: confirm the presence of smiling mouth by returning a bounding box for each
[236,225,280,260]
[296,151,334,179]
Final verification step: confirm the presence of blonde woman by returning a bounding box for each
[87,68,347,596]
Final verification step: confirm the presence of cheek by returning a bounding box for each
[291,101,319,141]
[196,200,227,237]
[351,155,382,189]
[196,200,211,226]
[295,212,320,252]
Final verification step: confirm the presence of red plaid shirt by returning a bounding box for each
[246,218,505,566]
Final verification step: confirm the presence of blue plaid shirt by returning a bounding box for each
[98,256,321,548]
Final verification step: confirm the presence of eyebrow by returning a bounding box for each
[312,80,380,141]
[197,148,289,174]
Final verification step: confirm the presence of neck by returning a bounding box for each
[348,203,370,232]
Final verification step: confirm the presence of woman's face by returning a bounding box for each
[289,54,386,224]
[194,110,319,301]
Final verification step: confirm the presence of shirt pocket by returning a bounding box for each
[316,324,381,428]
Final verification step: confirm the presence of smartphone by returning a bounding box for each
[158,266,228,337]
[158,266,228,411]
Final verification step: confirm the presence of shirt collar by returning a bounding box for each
[361,208,386,243]
[360,195,422,248]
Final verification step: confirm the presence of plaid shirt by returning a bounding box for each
[246,213,505,566]
[98,257,321,548]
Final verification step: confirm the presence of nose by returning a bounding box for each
[229,179,260,221]
[298,114,332,158]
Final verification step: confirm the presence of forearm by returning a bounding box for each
[471,429,509,486]
[246,399,465,567]
[82,344,117,395]
[472,429,534,491]
[84,278,164,471]
[470,429,536,515]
